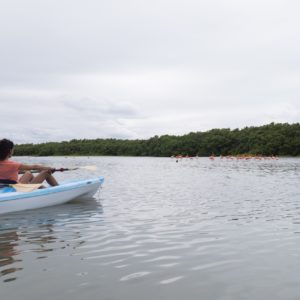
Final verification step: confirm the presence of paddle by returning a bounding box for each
[20,165,97,174]
[51,165,98,172]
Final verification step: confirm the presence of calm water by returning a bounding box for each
[1,156,300,300]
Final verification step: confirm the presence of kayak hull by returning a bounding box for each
[0,177,104,214]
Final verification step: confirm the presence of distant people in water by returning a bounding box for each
[0,139,58,186]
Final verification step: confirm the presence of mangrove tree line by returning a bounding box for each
[14,123,300,157]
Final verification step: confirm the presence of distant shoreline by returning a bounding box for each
[15,122,300,157]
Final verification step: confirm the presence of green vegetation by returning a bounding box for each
[14,123,300,157]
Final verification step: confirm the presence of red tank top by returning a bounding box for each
[0,160,21,182]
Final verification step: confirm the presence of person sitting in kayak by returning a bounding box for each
[0,139,58,186]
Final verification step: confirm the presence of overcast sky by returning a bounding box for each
[1,0,300,143]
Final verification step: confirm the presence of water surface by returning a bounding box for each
[1,156,300,300]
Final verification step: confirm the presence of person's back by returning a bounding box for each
[0,139,20,184]
[0,160,21,183]
[0,138,58,186]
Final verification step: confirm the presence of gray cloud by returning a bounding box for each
[0,0,300,143]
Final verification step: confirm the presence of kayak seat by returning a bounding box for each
[0,187,16,193]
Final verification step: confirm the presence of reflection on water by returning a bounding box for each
[0,230,22,282]
[1,156,300,300]
[0,197,103,284]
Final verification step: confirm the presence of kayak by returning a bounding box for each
[0,177,104,214]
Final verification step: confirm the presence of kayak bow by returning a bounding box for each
[0,177,104,214]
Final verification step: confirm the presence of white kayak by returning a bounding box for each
[0,177,104,214]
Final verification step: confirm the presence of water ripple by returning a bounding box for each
[120,271,151,282]
[1,157,300,300]
[160,276,184,285]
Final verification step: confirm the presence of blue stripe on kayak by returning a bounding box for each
[0,177,104,202]
[0,187,16,193]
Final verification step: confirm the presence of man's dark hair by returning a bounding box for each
[0,139,14,160]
